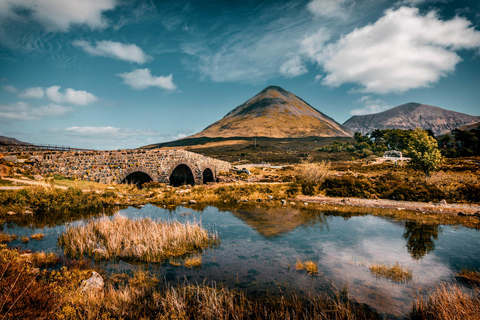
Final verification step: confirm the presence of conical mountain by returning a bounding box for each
[190,86,352,138]
[343,103,480,136]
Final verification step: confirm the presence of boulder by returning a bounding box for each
[267,195,274,200]
[1,155,18,164]
[80,271,104,292]
[189,199,197,204]
[438,199,447,206]
[281,200,287,205]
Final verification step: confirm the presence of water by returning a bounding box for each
[2,204,480,318]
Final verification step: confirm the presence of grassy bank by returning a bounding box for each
[59,214,219,262]
[411,283,480,319]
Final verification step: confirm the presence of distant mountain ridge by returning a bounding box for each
[0,136,28,145]
[189,86,352,139]
[342,103,480,136]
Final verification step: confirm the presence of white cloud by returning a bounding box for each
[193,3,318,83]
[117,68,177,91]
[46,86,98,105]
[350,96,392,115]
[18,87,45,99]
[0,101,72,121]
[279,56,307,78]
[172,133,187,140]
[307,0,352,19]
[54,126,169,149]
[0,0,117,32]
[314,75,322,82]
[72,40,152,64]
[1,85,17,93]
[305,7,480,94]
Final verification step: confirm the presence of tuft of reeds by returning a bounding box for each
[368,262,412,282]
[30,233,44,240]
[184,255,202,268]
[59,214,219,262]
[0,233,17,243]
[458,268,480,285]
[21,236,29,243]
[295,259,318,275]
[411,282,480,319]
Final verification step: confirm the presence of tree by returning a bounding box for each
[406,128,443,176]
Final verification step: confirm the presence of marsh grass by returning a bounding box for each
[59,214,219,262]
[184,254,202,268]
[21,236,29,243]
[457,268,480,285]
[295,259,318,275]
[60,275,380,320]
[0,186,109,217]
[411,283,480,319]
[0,233,17,243]
[30,233,44,240]
[368,262,412,283]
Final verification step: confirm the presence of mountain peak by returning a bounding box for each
[189,86,352,139]
[343,103,480,135]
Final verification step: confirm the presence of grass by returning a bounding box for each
[0,244,92,319]
[21,236,29,243]
[368,262,412,283]
[184,254,202,268]
[411,282,480,319]
[30,233,44,240]
[59,214,219,262]
[295,259,318,275]
[0,186,111,217]
[59,274,380,320]
[0,233,17,243]
[457,268,480,285]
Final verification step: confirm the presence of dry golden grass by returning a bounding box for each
[411,283,480,320]
[295,259,318,275]
[169,260,181,267]
[59,273,380,320]
[0,232,17,243]
[458,268,480,285]
[295,160,331,185]
[427,171,479,194]
[59,214,219,262]
[30,233,44,240]
[368,262,412,282]
[21,236,29,243]
[184,255,202,268]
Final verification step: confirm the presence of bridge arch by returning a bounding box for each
[169,163,195,187]
[118,166,157,188]
[202,167,215,184]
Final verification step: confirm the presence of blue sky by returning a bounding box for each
[1,0,479,150]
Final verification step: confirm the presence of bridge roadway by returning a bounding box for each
[34,149,231,187]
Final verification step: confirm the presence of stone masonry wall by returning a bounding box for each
[34,149,231,185]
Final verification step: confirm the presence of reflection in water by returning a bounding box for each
[2,204,479,319]
[403,221,440,260]
[230,207,329,237]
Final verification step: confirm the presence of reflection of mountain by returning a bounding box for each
[231,207,325,237]
[403,222,440,260]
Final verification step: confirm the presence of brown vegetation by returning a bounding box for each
[368,262,412,283]
[295,259,319,275]
[457,268,480,285]
[411,283,480,320]
[59,215,219,262]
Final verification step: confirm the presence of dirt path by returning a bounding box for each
[297,195,480,216]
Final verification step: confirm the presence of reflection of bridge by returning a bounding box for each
[35,149,230,186]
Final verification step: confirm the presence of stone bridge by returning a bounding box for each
[35,149,231,187]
